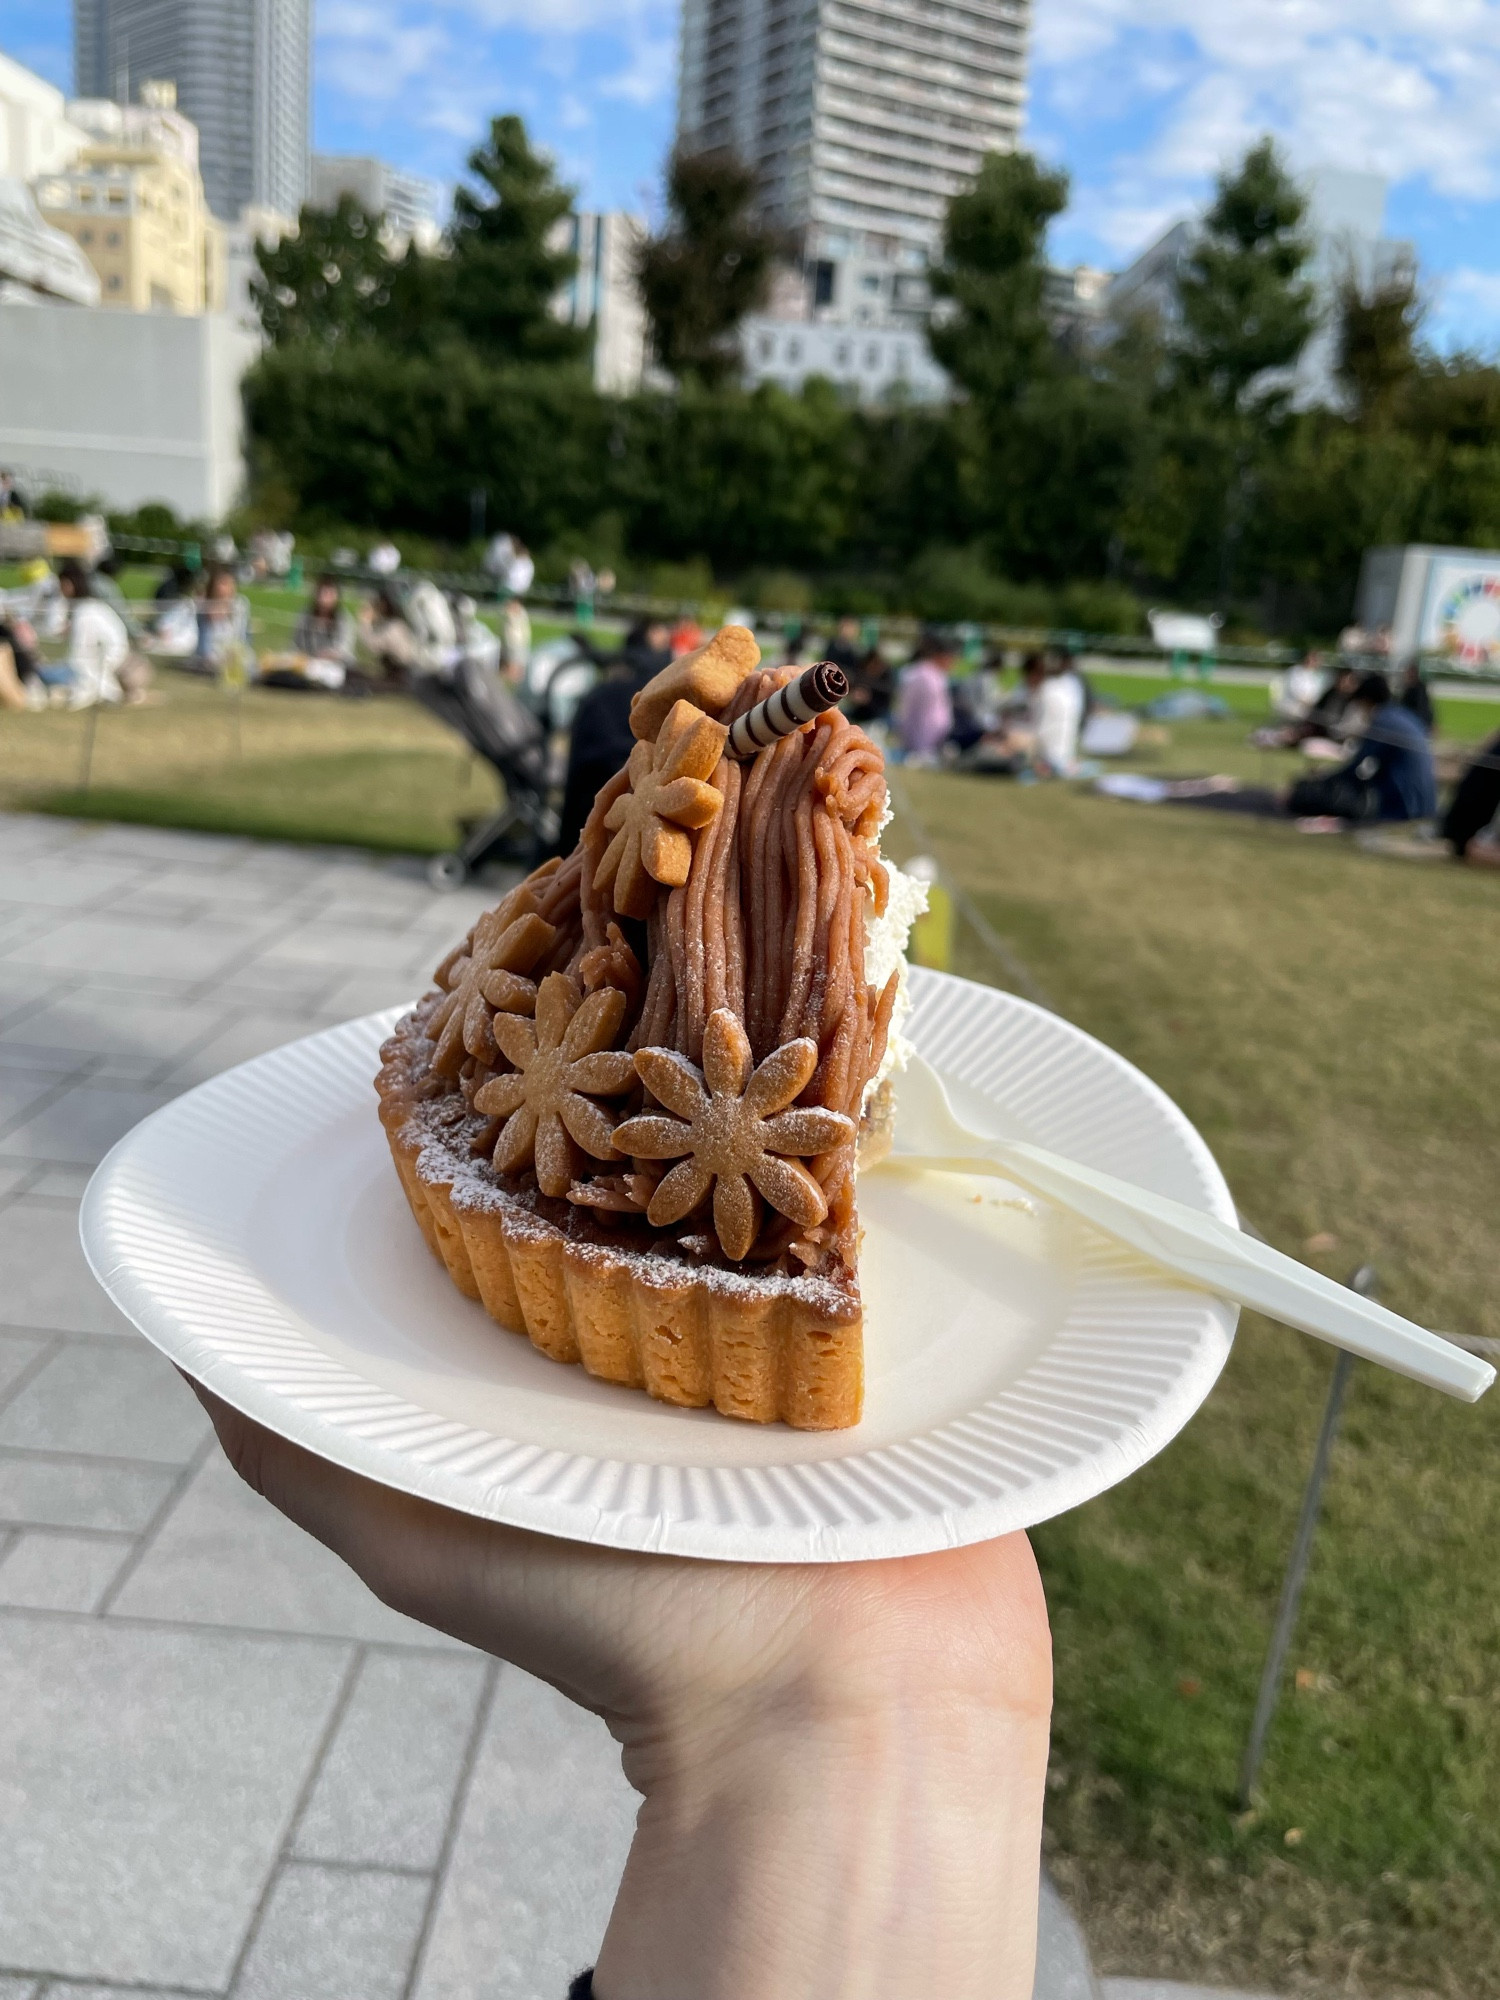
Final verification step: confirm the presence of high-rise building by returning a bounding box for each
[678,0,1030,330]
[553,211,650,396]
[310,154,442,252]
[73,0,312,222]
[36,82,224,314]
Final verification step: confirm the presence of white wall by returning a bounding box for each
[0,304,261,518]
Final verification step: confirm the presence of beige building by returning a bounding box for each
[36,81,224,314]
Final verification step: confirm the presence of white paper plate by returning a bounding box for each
[81,969,1238,1563]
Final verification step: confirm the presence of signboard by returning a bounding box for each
[1419,552,1500,670]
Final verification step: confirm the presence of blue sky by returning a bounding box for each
[9,0,1500,349]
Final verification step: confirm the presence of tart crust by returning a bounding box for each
[377,1003,864,1429]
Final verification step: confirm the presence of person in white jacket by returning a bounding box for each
[58,564,131,708]
[1031,661,1084,777]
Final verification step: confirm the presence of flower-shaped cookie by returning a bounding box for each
[595,698,728,919]
[427,906,556,1079]
[473,973,636,1197]
[614,1010,854,1261]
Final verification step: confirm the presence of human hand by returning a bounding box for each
[192,1385,1052,2000]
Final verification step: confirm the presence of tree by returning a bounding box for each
[1174,139,1315,413]
[927,150,1068,404]
[441,115,590,366]
[251,196,397,347]
[636,149,784,386]
[1336,265,1423,425]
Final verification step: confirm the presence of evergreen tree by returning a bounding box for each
[636,149,784,387]
[251,196,396,347]
[1174,139,1315,413]
[927,150,1068,404]
[442,115,590,365]
[1336,267,1424,425]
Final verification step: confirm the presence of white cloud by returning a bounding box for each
[599,32,676,106]
[1445,266,1500,314]
[1034,1,1500,263]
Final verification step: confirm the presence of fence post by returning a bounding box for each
[1236,1267,1375,1809]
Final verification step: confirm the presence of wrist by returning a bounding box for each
[596,1681,1049,2000]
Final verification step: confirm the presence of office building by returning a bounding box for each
[677,0,1030,328]
[0,51,99,305]
[310,154,442,252]
[739,313,947,401]
[73,0,312,221]
[1106,167,1416,410]
[36,82,224,314]
[553,210,650,395]
[0,49,89,182]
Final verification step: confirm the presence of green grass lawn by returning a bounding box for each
[891,769,1500,1998]
[0,672,505,851]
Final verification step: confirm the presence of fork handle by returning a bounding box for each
[906,1145,1493,1404]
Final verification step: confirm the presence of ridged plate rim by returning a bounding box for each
[80,968,1238,1562]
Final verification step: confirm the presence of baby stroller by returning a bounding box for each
[412,656,554,889]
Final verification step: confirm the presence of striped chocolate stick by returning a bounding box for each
[727,661,849,759]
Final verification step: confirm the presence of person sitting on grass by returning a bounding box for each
[1287,671,1436,830]
[1398,660,1435,733]
[193,565,255,678]
[57,561,151,708]
[1440,729,1500,868]
[294,574,357,672]
[893,628,957,764]
[0,609,42,710]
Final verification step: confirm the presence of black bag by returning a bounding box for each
[1286,771,1380,822]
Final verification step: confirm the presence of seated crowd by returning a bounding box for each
[2,545,1496,867]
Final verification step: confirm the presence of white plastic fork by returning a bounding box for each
[886,1054,1494,1404]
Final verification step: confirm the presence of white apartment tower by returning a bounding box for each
[678,0,1029,329]
[74,0,312,222]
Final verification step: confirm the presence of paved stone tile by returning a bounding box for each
[0,1340,210,1464]
[257,926,429,973]
[0,1043,84,1075]
[0,1082,176,1166]
[0,1614,351,1988]
[0,1978,39,1998]
[294,1651,490,1870]
[0,861,143,911]
[33,1987,185,1998]
[315,972,424,1021]
[112,1452,461,1646]
[23,1165,95,1198]
[71,825,253,869]
[2,917,266,984]
[228,961,351,1007]
[236,1863,431,2000]
[0,1333,48,1403]
[158,1010,322,1087]
[0,989,228,1066]
[1037,1877,1101,2000]
[0,1162,34,1198]
[413,1670,636,2000]
[0,1451,176,1532]
[0,1529,131,1611]
[0,1200,135,1335]
[0,1068,63,1134]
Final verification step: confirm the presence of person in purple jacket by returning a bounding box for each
[893,628,957,763]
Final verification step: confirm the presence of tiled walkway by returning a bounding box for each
[0,809,1243,2000]
[0,812,640,1999]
